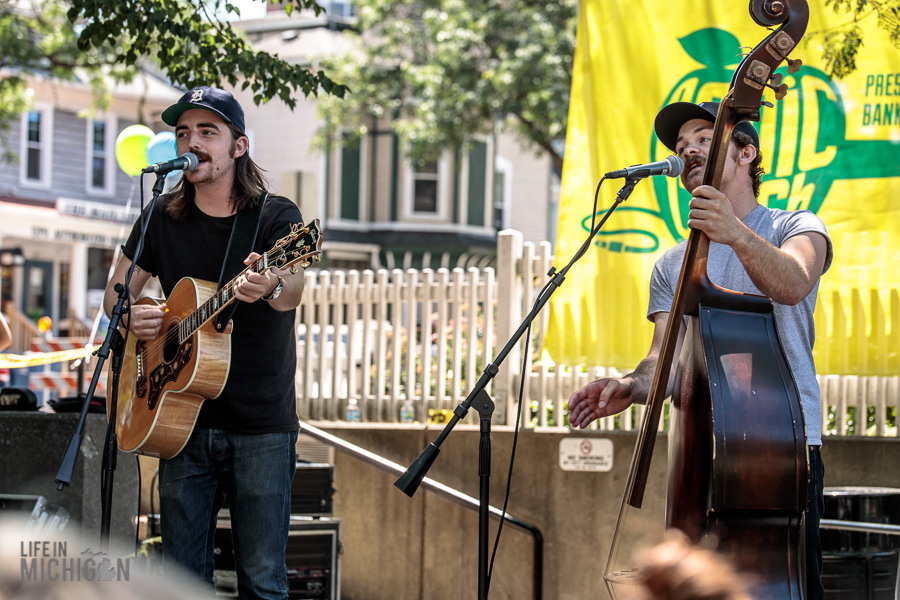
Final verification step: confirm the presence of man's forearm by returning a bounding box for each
[731,228,817,305]
[630,350,684,404]
[628,356,660,405]
[266,271,305,312]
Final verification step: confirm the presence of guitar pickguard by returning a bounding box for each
[146,338,194,411]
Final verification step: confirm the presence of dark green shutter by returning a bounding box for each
[467,142,487,226]
[341,144,360,220]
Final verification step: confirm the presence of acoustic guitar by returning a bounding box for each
[109,219,322,459]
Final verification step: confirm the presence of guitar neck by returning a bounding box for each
[174,218,322,342]
[178,257,271,342]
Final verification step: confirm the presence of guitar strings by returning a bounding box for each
[137,240,307,361]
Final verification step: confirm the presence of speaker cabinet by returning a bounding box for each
[215,512,341,600]
[291,463,335,516]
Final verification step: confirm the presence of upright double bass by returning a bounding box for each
[606,1,811,597]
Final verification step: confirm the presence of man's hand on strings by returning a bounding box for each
[687,185,748,246]
[235,252,279,303]
[567,377,636,429]
[128,303,167,342]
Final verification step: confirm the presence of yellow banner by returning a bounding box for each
[546,1,900,375]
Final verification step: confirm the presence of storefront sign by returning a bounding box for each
[57,198,142,224]
[30,226,126,248]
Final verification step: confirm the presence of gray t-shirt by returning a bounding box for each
[648,204,833,445]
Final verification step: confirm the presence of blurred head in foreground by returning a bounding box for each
[624,532,754,600]
[0,516,200,600]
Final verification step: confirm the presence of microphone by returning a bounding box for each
[142,152,199,175]
[605,155,683,179]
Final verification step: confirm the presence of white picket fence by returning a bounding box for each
[296,230,899,437]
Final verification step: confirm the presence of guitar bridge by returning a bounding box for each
[135,341,148,399]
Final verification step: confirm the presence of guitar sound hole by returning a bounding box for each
[163,324,180,363]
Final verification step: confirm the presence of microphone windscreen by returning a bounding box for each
[665,155,684,178]
[182,152,199,172]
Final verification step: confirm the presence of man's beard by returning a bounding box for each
[681,156,706,190]
[184,150,214,184]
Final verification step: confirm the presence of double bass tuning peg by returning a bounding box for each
[745,60,790,101]
[764,73,789,100]
[765,30,802,75]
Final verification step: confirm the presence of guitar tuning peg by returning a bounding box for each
[787,58,802,74]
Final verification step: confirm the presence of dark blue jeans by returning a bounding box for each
[806,445,825,600]
[159,428,298,600]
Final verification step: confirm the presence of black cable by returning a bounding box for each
[486,277,554,590]
[134,455,142,554]
[486,176,609,593]
[119,171,150,343]
[150,468,159,532]
[100,173,148,544]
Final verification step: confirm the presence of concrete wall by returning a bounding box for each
[0,413,140,557]
[318,424,900,600]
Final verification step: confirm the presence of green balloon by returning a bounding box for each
[115,125,156,177]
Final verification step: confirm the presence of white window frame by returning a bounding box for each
[494,155,513,230]
[403,149,449,221]
[19,103,54,189]
[85,114,117,196]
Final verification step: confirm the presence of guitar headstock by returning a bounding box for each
[271,218,323,271]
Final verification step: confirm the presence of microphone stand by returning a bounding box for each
[395,176,644,599]
[55,173,167,552]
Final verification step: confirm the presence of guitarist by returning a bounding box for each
[103,86,305,599]
[566,101,832,599]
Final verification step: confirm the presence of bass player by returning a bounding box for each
[567,101,832,599]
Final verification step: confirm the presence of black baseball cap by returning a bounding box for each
[654,101,760,153]
[162,86,246,133]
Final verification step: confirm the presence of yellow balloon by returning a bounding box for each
[115,125,156,177]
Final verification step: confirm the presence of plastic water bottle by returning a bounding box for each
[345,398,361,422]
[400,399,416,424]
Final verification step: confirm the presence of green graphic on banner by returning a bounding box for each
[581,27,900,250]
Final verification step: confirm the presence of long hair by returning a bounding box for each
[732,130,764,198]
[165,122,268,220]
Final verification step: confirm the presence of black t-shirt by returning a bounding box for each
[122,194,302,434]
